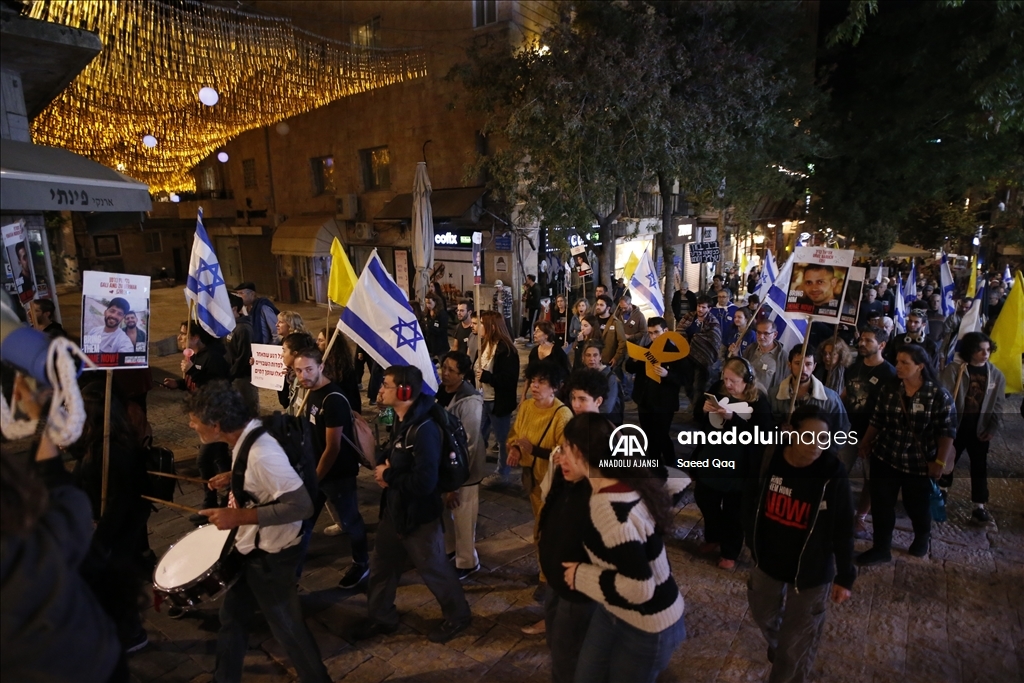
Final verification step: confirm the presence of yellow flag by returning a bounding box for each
[328,237,358,306]
[966,255,977,298]
[989,270,1024,394]
[623,252,641,280]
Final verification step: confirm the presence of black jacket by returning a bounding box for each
[422,308,450,360]
[747,447,856,591]
[690,386,773,492]
[379,395,444,535]
[623,336,686,412]
[171,341,230,392]
[227,315,253,381]
[479,342,520,417]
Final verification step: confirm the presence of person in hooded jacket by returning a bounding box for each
[746,404,855,683]
[353,365,472,645]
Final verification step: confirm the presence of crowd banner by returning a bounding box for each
[784,247,855,322]
[841,266,866,326]
[251,343,287,391]
[2,220,37,304]
[571,244,593,278]
[80,270,151,369]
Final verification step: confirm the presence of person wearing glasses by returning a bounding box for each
[743,318,787,392]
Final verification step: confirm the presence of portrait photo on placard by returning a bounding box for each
[784,247,854,321]
[80,270,152,368]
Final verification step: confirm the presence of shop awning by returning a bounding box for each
[271,215,341,257]
[375,186,486,221]
[0,140,152,212]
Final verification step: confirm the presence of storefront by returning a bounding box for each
[270,214,342,304]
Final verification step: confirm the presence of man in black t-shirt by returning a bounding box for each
[293,347,368,589]
[842,327,896,539]
[452,300,473,354]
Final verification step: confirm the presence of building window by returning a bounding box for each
[142,231,162,253]
[310,156,336,196]
[200,166,218,193]
[242,158,257,188]
[93,235,121,257]
[351,16,381,48]
[474,0,497,27]
[360,146,391,191]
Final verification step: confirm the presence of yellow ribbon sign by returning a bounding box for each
[626,331,690,382]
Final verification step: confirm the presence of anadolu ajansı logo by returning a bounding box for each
[602,424,660,469]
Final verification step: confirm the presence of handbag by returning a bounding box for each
[929,480,948,522]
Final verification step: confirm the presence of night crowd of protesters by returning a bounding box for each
[2,264,1019,683]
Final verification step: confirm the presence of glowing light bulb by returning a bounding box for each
[143,135,157,148]
[217,151,229,162]
[170,193,180,202]
[199,87,219,106]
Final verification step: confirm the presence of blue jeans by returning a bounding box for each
[481,400,512,476]
[216,543,329,683]
[574,606,686,683]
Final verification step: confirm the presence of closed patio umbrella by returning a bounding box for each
[411,161,434,303]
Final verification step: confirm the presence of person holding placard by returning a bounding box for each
[690,357,773,570]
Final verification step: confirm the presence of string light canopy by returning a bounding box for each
[25,0,428,193]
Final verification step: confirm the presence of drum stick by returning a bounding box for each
[147,471,209,485]
[141,495,202,515]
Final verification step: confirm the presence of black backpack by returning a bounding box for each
[412,402,470,493]
[143,437,177,502]
[232,412,319,518]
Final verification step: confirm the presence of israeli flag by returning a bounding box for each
[185,208,235,338]
[894,277,907,334]
[628,252,664,317]
[754,250,779,303]
[1004,264,1013,291]
[338,250,439,395]
[762,257,807,353]
[947,283,985,364]
[905,261,918,303]
[939,252,956,316]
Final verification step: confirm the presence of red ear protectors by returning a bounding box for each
[396,384,412,401]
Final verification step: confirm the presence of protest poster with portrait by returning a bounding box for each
[570,245,593,277]
[2,220,37,304]
[840,266,866,325]
[250,343,287,391]
[784,247,855,322]
[80,270,151,369]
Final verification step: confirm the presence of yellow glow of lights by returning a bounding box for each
[25,0,427,193]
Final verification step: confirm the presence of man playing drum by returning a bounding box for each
[187,381,330,683]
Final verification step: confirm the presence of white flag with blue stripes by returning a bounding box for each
[939,253,956,316]
[338,250,439,395]
[754,250,779,303]
[1004,264,1013,291]
[894,277,907,334]
[762,257,807,353]
[904,261,918,303]
[184,208,235,338]
[628,252,664,317]
[947,283,985,364]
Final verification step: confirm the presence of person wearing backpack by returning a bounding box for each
[190,382,330,683]
[292,347,369,590]
[353,365,472,644]
[437,351,486,580]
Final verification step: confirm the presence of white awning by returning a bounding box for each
[271,215,341,257]
[0,140,151,212]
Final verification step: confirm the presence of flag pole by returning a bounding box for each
[100,368,113,517]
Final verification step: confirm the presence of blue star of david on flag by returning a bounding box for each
[629,251,664,316]
[184,208,235,338]
[193,257,225,297]
[391,316,424,351]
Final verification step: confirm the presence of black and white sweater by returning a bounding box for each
[575,482,684,634]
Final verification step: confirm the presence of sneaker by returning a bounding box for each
[521,619,546,636]
[853,516,872,540]
[324,524,343,536]
[855,547,892,567]
[970,508,992,524]
[427,618,471,643]
[456,563,480,580]
[338,563,369,590]
[351,619,398,641]
[124,629,149,654]
[481,473,509,489]
[167,605,186,619]
[908,536,930,558]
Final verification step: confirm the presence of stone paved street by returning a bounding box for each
[57,289,1024,683]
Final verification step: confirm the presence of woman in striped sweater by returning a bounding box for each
[558,414,686,683]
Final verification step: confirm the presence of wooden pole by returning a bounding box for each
[786,315,813,423]
[296,325,342,416]
[100,369,113,517]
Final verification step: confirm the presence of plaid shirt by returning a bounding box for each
[869,380,957,475]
